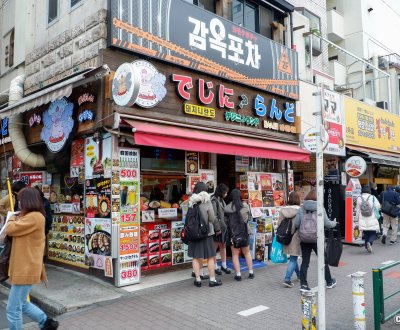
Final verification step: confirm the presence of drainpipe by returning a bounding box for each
[8,75,46,168]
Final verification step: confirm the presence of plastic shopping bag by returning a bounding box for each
[270,237,288,263]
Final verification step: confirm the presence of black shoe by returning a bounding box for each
[234,275,242,281]
[221,266,232,274]
[191,272,209,280]
[382,235,387,244]
[194,280,201,287]
[43,317,59,330]
[300,285,311,292]
[248,273,254,279]
[209,280,222,287]
[215,268,222,275]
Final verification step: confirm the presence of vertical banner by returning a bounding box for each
[117,148,141,286]
[323,89,345,156]
[345,178,362,244]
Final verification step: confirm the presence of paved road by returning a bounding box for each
[15,238,400,329]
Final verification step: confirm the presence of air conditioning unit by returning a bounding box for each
[376,101,388,110]
[378,57,388,69]
[337,88,353,98]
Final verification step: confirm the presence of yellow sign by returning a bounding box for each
[345,97,400,153]
[184,103,216,118]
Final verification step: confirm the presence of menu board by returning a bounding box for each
[140,222,172,269]
[48,215,87,268]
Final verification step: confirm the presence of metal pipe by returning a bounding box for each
[362,62,366,101]
[315,85,326,330]
[351,271,366,330]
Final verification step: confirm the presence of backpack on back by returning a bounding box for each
[276,217,295,245]
[181,202,209,244]
[299,210,317,243]
[359,195,373,217]
[228,211,248,248]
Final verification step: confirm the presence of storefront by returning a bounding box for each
[102,0,309,286]
[344,97,400,244]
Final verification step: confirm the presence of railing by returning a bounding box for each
[378,53,400,70]
[372,260,400,329]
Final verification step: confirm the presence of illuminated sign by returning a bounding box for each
[28,113,41,127]
[78,93,95,106]
[0,118,10,145]
[78,110,94,122]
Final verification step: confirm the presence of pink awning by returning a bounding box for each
[124,120,310,162]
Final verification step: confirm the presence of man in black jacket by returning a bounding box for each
[379,186,400,245]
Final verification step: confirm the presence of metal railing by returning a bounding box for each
[372,260,400,329]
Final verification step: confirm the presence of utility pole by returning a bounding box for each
[314,84,326,329]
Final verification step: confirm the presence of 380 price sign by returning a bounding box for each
[120,269,138,280]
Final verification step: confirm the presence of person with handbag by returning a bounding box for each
[5,187,59,330]
[188,182,222,288]
[224,189,254,281]
[277,191,301,288]
[356,185,381,253]
[378,186,400,245]
[211,183,231,275]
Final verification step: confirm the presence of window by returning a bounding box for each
[70,0,82,9]
[48,0,59,25]
[232,0,258,33]
[9,30,14,67]
[184,0,216,13]
[302,9,321,55]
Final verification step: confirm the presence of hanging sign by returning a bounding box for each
[0,118,10,145]
[302,127,329,153]
[185,151,199,174]
[19,171,45,187]
[345,156,367,177]
[40,98,74,153]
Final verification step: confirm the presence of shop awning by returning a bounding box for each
[0,65,110,120]
[347,145,400,167]
[123,119,310,162]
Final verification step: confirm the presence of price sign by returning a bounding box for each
[120,169,137,179]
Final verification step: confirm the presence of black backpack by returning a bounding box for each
[276,217,295,245]
[181,202,209,244]
[228,211,248,248]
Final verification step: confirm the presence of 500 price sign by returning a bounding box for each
[120,169,137,179]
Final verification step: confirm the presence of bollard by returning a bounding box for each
[301,290,317,330]
[351,271,366,330]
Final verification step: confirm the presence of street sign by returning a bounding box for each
[302,127,329,153]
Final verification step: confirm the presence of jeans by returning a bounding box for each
[300,242,333,286]
[364,230,377,248]
[284,255,300,281]
[7,284,47,330]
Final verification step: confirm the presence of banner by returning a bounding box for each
[345,97,400,153]
[323,90,345,156]
[109,0,299,99]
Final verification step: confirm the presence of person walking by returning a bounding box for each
[5,187,59,330]
[188,182,222,288]
[225,189,254,281]
[33,185,53,235]
[211,183,231,275]
[294,190,337,292]
[355,185,381,253]
[379,185,400,245]
[277,191,301,288]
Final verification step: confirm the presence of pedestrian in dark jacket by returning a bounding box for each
[294,190,337,292]
[211,183,231,275]
[34,185,53,235]
[379,186,400,244]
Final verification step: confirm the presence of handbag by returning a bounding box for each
[270,237,288,263]
[0,236,12,282]
[380,193,400,218]
[372,196,381,220]
[325,227,342,267]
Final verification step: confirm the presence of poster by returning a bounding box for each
[235,156,249,172]
[323,90,345,156]
[288,170,294,193]
[199,169,215,194]
[84,218,112,257]
[84,133,112,180]
[119,225,140,256]
[171,221,186,265]
[187,175,201,194]
[70,138,85,177]
[19,171,44,188]
[345,178,363,244]
[104,256,114,277]
[141,222,172,269]
[119,254,140,285]
[185,151,199,174]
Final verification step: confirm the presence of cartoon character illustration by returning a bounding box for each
[112,72,132,96]
[40,98,74,152]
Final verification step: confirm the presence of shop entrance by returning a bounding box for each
[217,154,236,193]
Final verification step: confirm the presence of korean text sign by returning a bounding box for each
[345,97,400,153]
[109,0,299,99]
